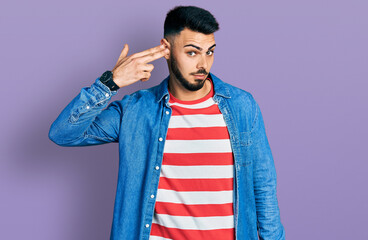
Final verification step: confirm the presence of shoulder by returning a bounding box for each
[210,72,257,109]
[227,82,255,102]
[214,78,260,132]
[113,82,163,111]
[220,80,258,115]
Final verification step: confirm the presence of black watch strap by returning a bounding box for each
[99,70,120,91]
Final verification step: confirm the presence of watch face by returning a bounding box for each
[101,71,112,82]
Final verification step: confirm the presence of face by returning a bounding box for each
[165,28,216,91]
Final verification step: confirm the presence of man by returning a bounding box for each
[49,5,285,240]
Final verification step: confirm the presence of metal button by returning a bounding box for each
[150,194,155,198]
[165,96,168,100]
[105,93,109,97]
[159,137,163,142]
[86,106,90,109]
[155,166,159,170]
[165,111,169,115]
[145,224,149,228]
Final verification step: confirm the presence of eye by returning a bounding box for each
[207,50,214,56]
[187,51,196,56]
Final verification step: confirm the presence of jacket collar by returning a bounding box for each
[155,72,231,103]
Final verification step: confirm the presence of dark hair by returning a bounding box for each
[164,6,219,42]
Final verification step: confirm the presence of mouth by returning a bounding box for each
[193,74,206,80]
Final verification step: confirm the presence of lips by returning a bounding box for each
[193,74,206,79]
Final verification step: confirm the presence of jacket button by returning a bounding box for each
[150,194,155,198]
[165,111,170,115]
[155,166,159,170]
[145,224,149,228]
[158,137,163,142]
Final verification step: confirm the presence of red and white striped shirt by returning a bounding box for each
[149,77,235,240]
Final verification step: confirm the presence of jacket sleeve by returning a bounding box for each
[250,98,285,240]
[48,77,130,147]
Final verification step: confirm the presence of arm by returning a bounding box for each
[48,78,129,146]
[250,98,285,240]
[49,42,170,146]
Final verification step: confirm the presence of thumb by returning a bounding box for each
[118,43,129,60]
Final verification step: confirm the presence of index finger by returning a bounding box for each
[140,48,169,63]
[131,44,166,59]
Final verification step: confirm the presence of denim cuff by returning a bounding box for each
[94,77,118,99]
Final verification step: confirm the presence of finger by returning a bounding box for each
[131,44,165,59]
[140,48,169,64]
[140,63,154,72]
[140,72,151,81]
[117,44,129,61]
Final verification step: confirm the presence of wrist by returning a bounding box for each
[99,70,120,91]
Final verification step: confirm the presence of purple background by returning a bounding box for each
[1,0,367,239]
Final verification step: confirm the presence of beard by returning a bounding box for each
[169,52,208,91]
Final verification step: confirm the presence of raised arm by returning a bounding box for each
[48,43,169,146]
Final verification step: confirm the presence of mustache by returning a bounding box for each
[193,70,207,75]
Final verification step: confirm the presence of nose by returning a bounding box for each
[197,53,208,70]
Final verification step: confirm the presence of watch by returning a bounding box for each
[99,70,120,91]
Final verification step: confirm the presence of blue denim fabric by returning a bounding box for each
[49,72,285,240]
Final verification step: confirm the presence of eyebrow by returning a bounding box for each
[183,44,216,51]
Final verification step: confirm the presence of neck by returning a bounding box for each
[168,75,212,101]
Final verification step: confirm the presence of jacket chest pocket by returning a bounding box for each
[238,131,252,167]
[240,131,252,146]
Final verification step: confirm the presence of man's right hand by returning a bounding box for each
[111,43,170,88]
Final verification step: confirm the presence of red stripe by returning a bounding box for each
[158,177,233,191]
[150,223,235,240]
[167,127,230,140]
[154,202,234,217]
[163,152,233,166]
[171,104,221,115]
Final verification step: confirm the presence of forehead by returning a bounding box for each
[174,28,215,48]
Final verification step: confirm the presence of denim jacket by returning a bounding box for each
[49,72,285,240]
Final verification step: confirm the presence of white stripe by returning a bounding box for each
[168,114,226,128]
[160,165,233,179]
[156,189,233,204]
[149,236,173,240]
[152,214,234,230]
[168,97,216,109]
[164,139,232,153]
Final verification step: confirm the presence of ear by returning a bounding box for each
[160,38,171,60]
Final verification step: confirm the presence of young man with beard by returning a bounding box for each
[49,5,285,240]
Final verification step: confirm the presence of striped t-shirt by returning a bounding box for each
[149,77,235,240]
